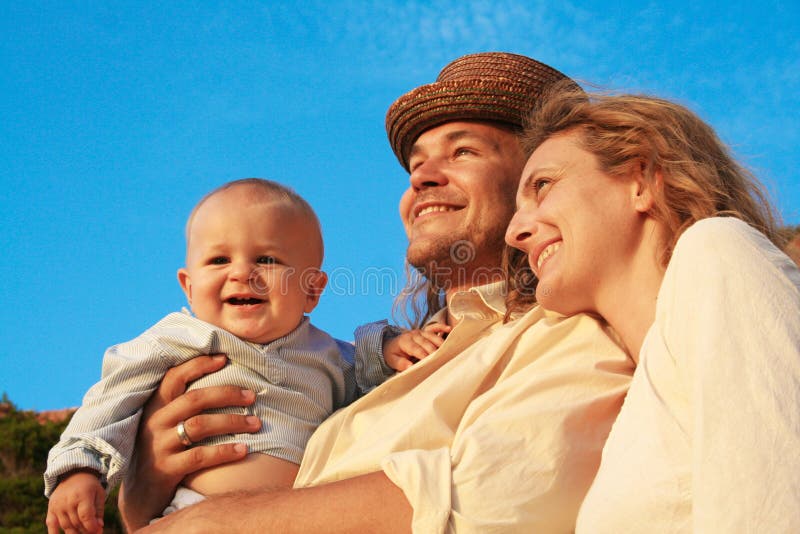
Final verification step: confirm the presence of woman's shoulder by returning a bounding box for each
[672,217,783,267]
[668,216,800,296]
[675,216,763,251]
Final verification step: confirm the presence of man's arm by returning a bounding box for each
[138,471,412,533]
[119,355,261,530]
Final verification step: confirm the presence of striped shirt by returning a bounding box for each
[44,311,385,496]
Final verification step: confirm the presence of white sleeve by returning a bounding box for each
[43,329,172,496]
[662,218,800,532]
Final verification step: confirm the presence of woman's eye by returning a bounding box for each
[210,256,229,265]
[257,256,277,264]
[533,178,553,196]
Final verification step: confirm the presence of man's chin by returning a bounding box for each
[406,240,454,272]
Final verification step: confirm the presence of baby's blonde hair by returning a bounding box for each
[185,178,324,266]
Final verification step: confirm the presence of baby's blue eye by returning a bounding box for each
[257,256,277,264]
[210,257,229,265]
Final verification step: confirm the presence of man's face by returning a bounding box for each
[399,121,526,282]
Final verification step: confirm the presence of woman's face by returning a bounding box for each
[505,131,646,315]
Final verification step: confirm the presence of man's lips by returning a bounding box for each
[412,201,463,221]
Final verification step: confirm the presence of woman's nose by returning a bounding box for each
[505,210,535,250]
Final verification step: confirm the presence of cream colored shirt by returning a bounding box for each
[576,218,800,533]
[295,282,633,533]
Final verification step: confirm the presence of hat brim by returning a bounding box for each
[388,79,540,170]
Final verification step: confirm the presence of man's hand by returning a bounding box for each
[383,323,451,371]
[119,355,261,530]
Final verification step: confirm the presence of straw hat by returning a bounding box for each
[386,52,576,171]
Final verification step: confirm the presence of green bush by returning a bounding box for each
[0,396,123,533]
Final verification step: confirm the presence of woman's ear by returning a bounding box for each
[631,163,659,213]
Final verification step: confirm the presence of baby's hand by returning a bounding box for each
[383,323,451,371]
[46,469,105,534]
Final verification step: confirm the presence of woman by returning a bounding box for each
[505,88,800,532]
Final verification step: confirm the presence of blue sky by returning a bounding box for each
[2,1,798,411]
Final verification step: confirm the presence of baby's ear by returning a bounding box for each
[177,268,193,305]
[303,269,328,313]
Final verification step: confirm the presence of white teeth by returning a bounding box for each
[417,205,456,217]
[537,242,561,271]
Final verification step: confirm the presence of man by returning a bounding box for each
[127,53,633,533]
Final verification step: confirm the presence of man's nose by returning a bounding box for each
[409,158,448,191]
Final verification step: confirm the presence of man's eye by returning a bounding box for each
[454,147,473,157]
[210,257,229,265]
[257,256,277,264]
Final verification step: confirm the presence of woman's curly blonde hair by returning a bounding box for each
[505,82,783,318]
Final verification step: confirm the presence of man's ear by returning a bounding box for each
[303,269,328,313]
[177,268,192,306]
[398,188,414,238]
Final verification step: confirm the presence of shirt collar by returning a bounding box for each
[426,281,508,325]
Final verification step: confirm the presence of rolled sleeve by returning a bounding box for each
[44,435,125,496]
[353,320,401,393]
[382,448,452,533]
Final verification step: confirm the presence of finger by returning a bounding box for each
[163,442,249,476]
[393,358,414,371]
[76,499,99,533]
[59,508,78,533]
[181,412,261,444]
[383,352,413,372]
[148,386,256,435]
[402,335,438,358]
[94,486,105,530]
[152,355,229,407]
[45,510,61,534]
[160,387,258,433]
[423,323,452,334]
[418,330,447,348]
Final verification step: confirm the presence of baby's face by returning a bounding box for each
[178,188,325,344]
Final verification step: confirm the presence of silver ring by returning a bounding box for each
[176,420,193,447]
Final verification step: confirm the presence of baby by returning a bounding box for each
[44,178,446,532]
